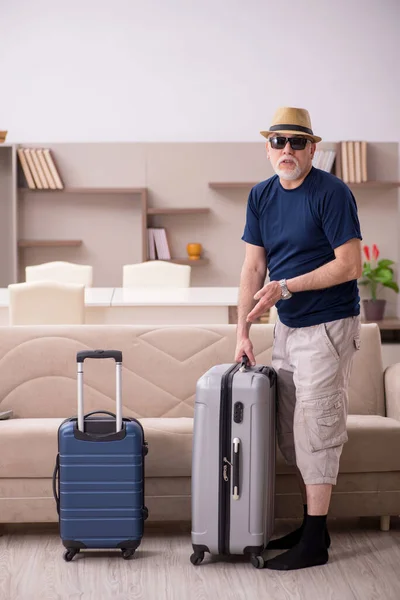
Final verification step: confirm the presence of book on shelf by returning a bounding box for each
[43,149,64,189]
[16,149,35,190]
[339,141,368,183]
[23,149,43,189]
[30,148,49,189]
[37,149,57,189]
[147,227,171,260]
[17,147,64,190]
[312,149,336,173]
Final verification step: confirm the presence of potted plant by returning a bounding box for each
[359,244,399,321]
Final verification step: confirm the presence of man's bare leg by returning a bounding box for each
[306,483,332,515]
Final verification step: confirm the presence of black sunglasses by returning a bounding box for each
[268,136,310,151]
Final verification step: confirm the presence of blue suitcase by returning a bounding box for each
[53,349,148,562]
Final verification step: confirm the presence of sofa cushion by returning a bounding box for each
[3,414,400,480]
[0,418,64,478]
[276,415,400,474]
[0,417,193,479]
[139,418,192,477]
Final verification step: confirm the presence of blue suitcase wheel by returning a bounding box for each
[121,548,135,560]
[63,548,80,562]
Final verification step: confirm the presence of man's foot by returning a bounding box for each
[267,526,331,550]
[264,541,329,571]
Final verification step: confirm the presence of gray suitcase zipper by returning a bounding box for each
[218,362,240,555]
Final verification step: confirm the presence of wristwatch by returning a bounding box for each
[279,279,293,300]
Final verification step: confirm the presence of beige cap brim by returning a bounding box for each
[260,129,322,143]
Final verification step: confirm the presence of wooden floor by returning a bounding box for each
[1,518,400,600]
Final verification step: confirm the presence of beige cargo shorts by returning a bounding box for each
[272,315,361,485]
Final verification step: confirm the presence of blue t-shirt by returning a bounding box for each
[241,167,362,328]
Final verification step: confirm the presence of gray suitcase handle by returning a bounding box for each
[77,350,123,433]
[232,438,240,500]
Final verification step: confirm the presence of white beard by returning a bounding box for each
[274,158,302,181]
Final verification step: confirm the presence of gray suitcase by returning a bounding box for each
[190,356,276,569]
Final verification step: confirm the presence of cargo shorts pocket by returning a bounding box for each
[301,392,348,452]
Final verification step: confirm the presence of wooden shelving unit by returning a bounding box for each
[17,186,149,270]
[19,187,147,194]
[209,182,255,189]
[163,258,209,265]
[17,184,210,268]
[147,207,210,216]
[209,181,400,190]
[18,240,83,248]
[347,182,400,189]
[146,206,210,265]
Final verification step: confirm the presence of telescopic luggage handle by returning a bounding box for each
[76,350,123,433]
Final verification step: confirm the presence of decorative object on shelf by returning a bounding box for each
[359,244,399,321]
[0,130,7,143]
[186,243,202,261]
[17,147,64,190]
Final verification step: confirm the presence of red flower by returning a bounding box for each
[363,245,370,261]
[372,244,379,260]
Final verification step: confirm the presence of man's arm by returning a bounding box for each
[235,243,267,362]
[286,238,362,293]
[247,238,362,322]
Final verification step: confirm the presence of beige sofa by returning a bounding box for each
[1,323,400,530]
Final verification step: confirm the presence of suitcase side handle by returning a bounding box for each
[77,350,122,363]
[52,454,60,515]
[232,437,240,500]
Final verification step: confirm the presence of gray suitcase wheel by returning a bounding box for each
[250,554,265,569]
[190,551,205,566]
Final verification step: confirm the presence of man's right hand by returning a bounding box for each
[234,338,256,366]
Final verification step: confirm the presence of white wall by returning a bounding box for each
[1,0,399,143]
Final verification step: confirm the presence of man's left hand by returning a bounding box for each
[246,281,282,322]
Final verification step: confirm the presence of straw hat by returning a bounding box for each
[260,107,321,143]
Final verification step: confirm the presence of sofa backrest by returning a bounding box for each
[0,323,384,419]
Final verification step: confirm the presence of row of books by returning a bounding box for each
[338,141,368,184]
[148,228,171,260]
[18,148,64,190]
[312,149,336,173]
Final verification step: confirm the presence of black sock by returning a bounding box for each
[267,504,307,550]
[265,514,329,571]
[267,506,331,550]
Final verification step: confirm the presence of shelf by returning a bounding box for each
[209,180,400,191]
[18,187,147,194]
[18,240,83,248]
[361,318,400,330]
[147,258,209,266]
[147,208,210,215]
[347,182,400,189]
[209,182,255,190]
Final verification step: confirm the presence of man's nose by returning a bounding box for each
[283,141,293,154]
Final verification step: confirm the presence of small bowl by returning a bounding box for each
[0,131,8,143]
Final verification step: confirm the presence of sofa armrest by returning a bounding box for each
[384,362,400,420]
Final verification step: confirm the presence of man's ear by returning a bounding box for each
[310,142,316,158]
[265,142,270,160]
